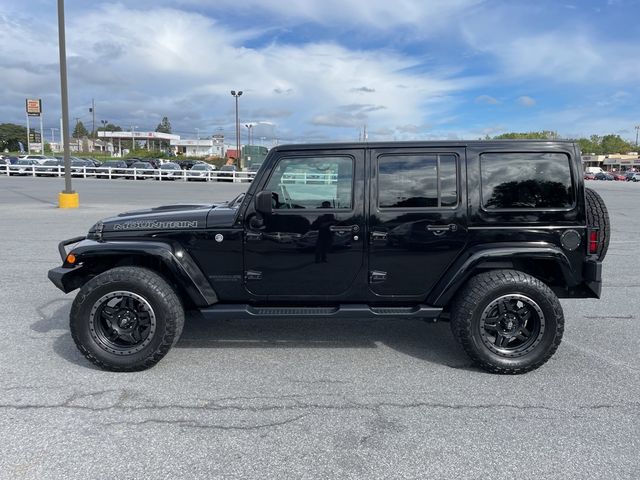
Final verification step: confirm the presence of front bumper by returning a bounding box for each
[48,265,85,293]
[48,236,87,293]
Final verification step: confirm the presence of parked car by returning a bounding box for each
[624,171,637,181]
[187,163,216,181]
[70,158,96,177]
[217,164,237,182]
[97,160,128,179]
[612,172,626,181]
[17,154,50,164]
[159,162,183,181]
[594,172,614,181]
[37,158,65,177]
[584,172,596,180]
[9,159,39,175]
[130,161,155,179]
[85,158,102,167]
[631,173,640,182]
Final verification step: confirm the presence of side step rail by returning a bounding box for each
[199,304,442,320]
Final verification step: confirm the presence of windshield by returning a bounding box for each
[17,160,33,165]
[161,163,179,169]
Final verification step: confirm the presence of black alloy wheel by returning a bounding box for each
[89,291,156,355]
[479,294,544,358]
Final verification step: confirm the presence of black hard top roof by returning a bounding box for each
[273,139,576,151]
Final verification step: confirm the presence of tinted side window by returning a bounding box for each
[480,153,574,209]
[265,156,353,210]
[378,154,458,208]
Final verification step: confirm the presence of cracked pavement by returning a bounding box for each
[0,177,638,479]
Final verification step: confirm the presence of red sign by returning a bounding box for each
[26,98,42,116]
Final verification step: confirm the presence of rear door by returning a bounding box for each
[368,147,467,298]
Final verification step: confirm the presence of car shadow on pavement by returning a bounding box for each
[34,302,475,371]
[178,312,474,370]
[32,299,102,370]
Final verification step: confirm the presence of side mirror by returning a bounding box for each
[255,190,272,215]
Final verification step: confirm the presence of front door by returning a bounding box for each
[244,149,365,298]
[368,147,468,298]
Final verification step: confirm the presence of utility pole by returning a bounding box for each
[635,125,639,147]
[230,90,243,168]
[90,98,95,138]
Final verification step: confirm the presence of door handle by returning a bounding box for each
[329,224,360,233]
[426,224,458,233]
[370,231,388,242]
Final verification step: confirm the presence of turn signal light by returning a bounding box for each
[588,231,598,255]
[66,253,77,265]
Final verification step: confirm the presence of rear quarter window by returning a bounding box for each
[480,152,574,210]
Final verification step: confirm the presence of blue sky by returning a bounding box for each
[1,0,639,144]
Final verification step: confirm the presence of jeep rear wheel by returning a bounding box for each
[585,187,610,260]
[70,266,184,371]
[450,270,564,374]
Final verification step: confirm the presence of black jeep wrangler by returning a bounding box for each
[48,141,608,373]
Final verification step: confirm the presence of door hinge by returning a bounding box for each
[369,270,387,283]
[245,270,263,281]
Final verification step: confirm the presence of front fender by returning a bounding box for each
[48,239,218,307]
[427,244,575,307]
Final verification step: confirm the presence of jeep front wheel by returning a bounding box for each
[70,266,184,371]
[450,270,564,374]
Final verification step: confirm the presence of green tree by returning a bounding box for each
[600,134,633,154]
[73,121,89,138]
[493,131,558,140]
[96,123,122,133]
[0,123,28,152]
[155,116,172,134]
[576,134,633,155]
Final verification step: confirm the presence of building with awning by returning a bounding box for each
[97,131,180,155]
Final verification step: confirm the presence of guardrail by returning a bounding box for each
[1,164,257,183]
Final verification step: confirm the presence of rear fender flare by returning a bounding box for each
[427,245,575,307]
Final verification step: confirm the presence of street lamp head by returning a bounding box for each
[230,90,236,96]
[238,91,243,96]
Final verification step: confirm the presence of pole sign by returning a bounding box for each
[26,98,42,117]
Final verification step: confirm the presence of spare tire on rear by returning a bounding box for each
[585,187,610,260]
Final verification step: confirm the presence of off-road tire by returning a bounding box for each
[450,270,564,374]
[585,187,610,260]
[70,266,184,371]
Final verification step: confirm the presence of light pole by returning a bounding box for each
[56,0,78,208]
[230,90,243,168]
[195,128,200,140]
[245,123,253,146]
[635,125,639,147]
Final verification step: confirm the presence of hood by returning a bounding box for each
[96,204,215,234]
[91,202,241,236]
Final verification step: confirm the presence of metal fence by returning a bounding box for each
[1,165,257,183]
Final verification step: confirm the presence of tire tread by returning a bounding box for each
[70,266,184,372]
[450,269,564,374]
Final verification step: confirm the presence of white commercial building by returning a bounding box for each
[170,139,225,158]
[97,131,180,156]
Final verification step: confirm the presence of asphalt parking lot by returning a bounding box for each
[0,176,638,479]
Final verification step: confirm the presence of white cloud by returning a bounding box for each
[517,96,536,107]
[0,4,480,142]
[475,95,499,105]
